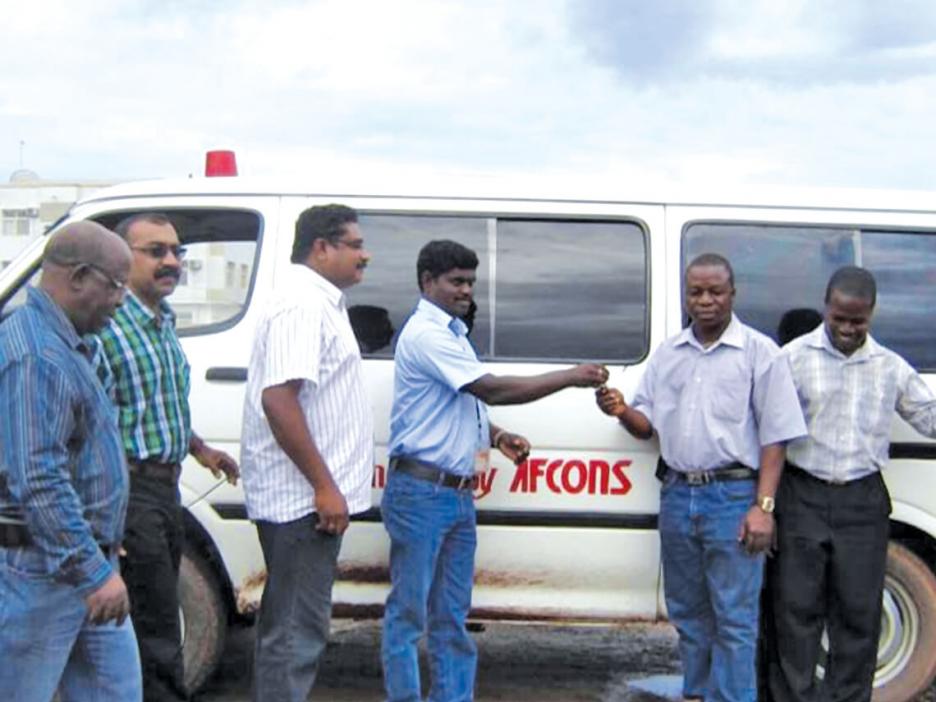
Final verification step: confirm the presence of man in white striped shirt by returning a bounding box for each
[240,204,374,702]
[766,266,936,702]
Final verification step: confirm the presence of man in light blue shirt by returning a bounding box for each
[597,253,806,702]
[382,239,608,702]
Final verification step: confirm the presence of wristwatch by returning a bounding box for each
[757,495,776,514]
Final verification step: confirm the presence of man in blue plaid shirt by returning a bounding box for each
[0,221,142,700]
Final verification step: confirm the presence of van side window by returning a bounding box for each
[349,214,490,357]
[92,209,262,334]
[495,219,647,362]
[349,214,647,362]
[684,222,936,369]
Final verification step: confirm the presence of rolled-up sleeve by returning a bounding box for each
[1,357,111,595]
[896,359,936,438]
[410,326,486,392]
[630,352,659,427]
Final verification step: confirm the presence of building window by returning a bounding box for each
[2,209,37,236]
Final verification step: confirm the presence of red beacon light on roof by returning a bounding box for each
[205,150,238,177]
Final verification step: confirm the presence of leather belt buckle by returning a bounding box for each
[684,470,713,486]
[454,475,475,491]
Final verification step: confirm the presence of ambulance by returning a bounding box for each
[1,153,935,700]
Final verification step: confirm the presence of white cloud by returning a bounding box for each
[0,0,934,192]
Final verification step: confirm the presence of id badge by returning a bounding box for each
[474,449,490,475]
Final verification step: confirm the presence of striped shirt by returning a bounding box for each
[240,264,374,522]
[631,314,806,471]
[784,325,936,482]
[0,288,128,596]
[95,291,191,464]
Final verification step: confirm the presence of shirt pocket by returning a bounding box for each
[710,370,751,424]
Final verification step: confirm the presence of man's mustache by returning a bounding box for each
[155,267,181,281]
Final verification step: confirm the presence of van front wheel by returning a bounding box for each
[178,547,227,694]
[871,542,936,702]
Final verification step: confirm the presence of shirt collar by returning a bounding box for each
[292,264,345,309]
[123,289,176,328]
[675,313,745,352]
[416,297,468,337]
[812,323,882,361]
[26,287,85,353]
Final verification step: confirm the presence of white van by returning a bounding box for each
[2,173,935,701]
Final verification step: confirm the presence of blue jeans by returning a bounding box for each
[0,548,142,701]
[659,475,763,702]
[381,469,478,702]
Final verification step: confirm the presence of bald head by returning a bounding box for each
[43,221,130,273]
[41,221,132,334]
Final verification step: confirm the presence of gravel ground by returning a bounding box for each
[199,619,936,701]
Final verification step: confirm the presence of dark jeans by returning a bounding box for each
[252,514,343,702]
[121,473,188,702]
[766,465,890,702]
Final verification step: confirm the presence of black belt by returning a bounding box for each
[786,462,874,487]
[0,521,32,547]
[658,458,756,486]
[389,456,477,491]
[127,459,182,484]
[0,522,115,557]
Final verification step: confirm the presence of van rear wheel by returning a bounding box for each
[870,542,936,702]
[179,547,227,694]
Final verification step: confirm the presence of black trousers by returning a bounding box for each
[121,473,189,702]
[765,465,890,702]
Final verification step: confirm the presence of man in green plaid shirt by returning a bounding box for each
[96,212,238,702]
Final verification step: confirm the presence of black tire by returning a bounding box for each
[178,547,228,694]
[872,542,936,702]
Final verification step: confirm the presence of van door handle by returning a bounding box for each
[205,367,247,382]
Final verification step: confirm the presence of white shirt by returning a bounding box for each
[240,265,374,522]
[784,324,936,482]
[632,314,806,471]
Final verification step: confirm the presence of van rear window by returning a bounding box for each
[684,222,936,369]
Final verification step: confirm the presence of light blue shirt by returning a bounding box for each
[390,298,490,477]
[631,314,806,472]
[785,325,936,481]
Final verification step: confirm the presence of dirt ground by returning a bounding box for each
[199,619,936,702]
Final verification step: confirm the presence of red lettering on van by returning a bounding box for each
[611,460,632,495]
[560,460,587,494]
[473,469,497,500]
[509,457,633,495]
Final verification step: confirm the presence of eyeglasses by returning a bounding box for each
[81,263,127,292]
[329,238,365,251]
[131,243,188,260]
[44,255,127,292]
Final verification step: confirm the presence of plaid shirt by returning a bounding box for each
[95,291,191,464]
[785,325,936,482]
[0,288,128,595]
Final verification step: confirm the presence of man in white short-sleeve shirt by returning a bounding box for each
[240,204,374,702]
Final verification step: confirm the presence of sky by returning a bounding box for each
[2,0,936,191]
